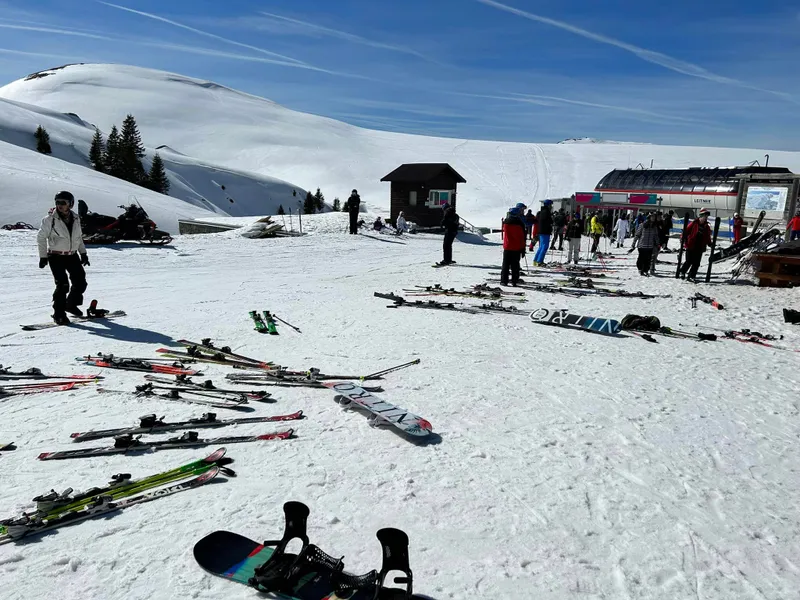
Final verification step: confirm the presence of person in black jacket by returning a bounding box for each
[662,210,674,251]
[347,189,361,234]
[533,200,553,265]
[551,208,566,251]
[438,202,459,265]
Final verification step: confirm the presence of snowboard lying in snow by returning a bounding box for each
[194,501,428,599]
[322,381,433,438]
[529,308,622,335]
[21,310,126,331]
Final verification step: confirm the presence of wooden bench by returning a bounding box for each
[754,253,800,287]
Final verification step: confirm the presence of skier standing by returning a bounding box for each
[438,202,459,266]
[37,191,89,325]
[679,208,713,282]
[347,189,361,234]
[662,210,675,250]
[533,200,553,265]
[589,212,604,254]
[565,212,583,265]
[500,206,526,286]
[731,213,744,244]
[787,211,800,241]
[633,213,660,276]
[650,212,667,274]
[524,209,535,241]
[551,208,566,251]
[612,213,630,248]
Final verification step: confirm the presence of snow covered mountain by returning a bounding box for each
[2,63,800,228]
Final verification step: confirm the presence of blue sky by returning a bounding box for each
[0,0,798,149]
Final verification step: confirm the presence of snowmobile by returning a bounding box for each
[78,200,172,245]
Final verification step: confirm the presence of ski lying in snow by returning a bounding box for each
[194,501,420,599]
[141,384,268,402]
[78,357,201,376]
[376,292,528,316]
[1,382,90,398]
[403,286,527,302]
[98,385,252,410]
[0,443,16,452]
[262,311,279,335]
[323,382,432,438]
[1,448,231,533]
[249,310,269,333]
[693,292,724,310]
[20,310,126,331]
[143,375,274,398]
[177,339,274,368]
[225,377,385,393]
[0,366,102,381]
[156,348,275,370]
[38,430,294,460]
[529,308,622,335]
[0,466,222,543]
[71,411,304,442]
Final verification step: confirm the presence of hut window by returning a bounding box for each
[409,191,417,206]
[428,190,452,206]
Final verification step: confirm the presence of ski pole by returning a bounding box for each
[362,358,421,380]
[273,315,301,334]
[523,252,530,274]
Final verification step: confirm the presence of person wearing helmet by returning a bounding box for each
[37,191,89,325]
[500,205,526,286]
[786,210,800,241]
[533,200,553,265]
[347,189,361,234]
[732,212,744,244]
[438,202,459,265]
[679,208,712,282]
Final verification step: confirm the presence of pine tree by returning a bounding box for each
[332,198,341,212]
[342,198,350,212]
[303,191,316,214]
[313,188,325,212]
[148,152,170,194]
[34,125,52,154]
[89,127,105,171]
[277,205,285,215]
[104,125,123,178]
[120,114,146,184]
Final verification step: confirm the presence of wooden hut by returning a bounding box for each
[381,163,466,228]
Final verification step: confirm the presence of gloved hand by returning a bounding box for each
[38,257,48,269]
[80,253,90,267]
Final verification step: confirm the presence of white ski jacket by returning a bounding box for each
[37,210,87,258]
[614,218,630,239]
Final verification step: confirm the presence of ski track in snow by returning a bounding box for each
[1,217,799,600]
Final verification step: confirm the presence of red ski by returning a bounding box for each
[77,357,201,376]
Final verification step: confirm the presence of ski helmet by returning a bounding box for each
[54,191,74,208]
[543,199,553,207]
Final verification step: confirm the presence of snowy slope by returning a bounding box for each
[0,92,307,225]
[3,64,800,226]
[0,139,214,233]
[0,225,798,600]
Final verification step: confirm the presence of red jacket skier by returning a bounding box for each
[501,205,527,286]
[732,214,744,244]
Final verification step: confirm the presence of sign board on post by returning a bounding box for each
[629,194,658,205]
[575,192,601,204]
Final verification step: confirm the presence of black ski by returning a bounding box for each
[70,411,304,442]
[675,212,691,278]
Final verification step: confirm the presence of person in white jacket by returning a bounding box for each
[37,191,90,325]
[613,213,630,247]
[395,211,407,235]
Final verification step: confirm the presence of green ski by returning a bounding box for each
[249,311,268,333]
[262,311,279,335]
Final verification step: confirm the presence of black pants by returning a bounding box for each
[348,212,359,234]
[49,254,86,315]
[636,248,653,273]
[680,249,703,279]
[552,230,564,250]
[442,231,456,263]
[500,250,522,285]
[591,234,601,252]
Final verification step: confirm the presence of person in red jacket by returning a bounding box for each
[787,211,800,241]
[680,208,712,282]
[501,205,527,286]
[731,213,744,244]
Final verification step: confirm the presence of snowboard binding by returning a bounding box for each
[248,501,414,599]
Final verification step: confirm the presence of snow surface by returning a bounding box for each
[0,86,306,229]
[3,64,800,228]
[1,218,799,600]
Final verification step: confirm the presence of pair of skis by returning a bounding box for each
[78,355,201,376]
[1,379,96,399]
[0,366,102,381]
[98,383,256,411]
[250,310,278,335]
[70,411,304,442]
[38,429,294,461]
[195,501,419,599]
[1,448,232,543]
[20,304,126,331]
